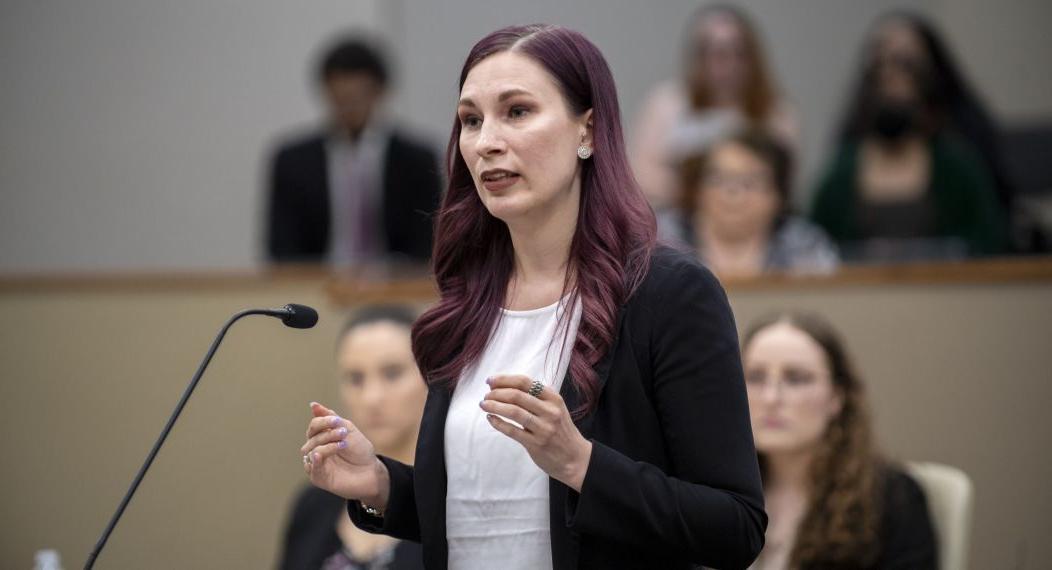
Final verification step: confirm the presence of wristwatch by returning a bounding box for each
[360,501,383,517]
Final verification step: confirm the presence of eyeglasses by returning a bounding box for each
[744,368,832,400]
[702,171,774,195]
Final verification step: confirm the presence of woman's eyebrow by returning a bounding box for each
[458,88,533,108]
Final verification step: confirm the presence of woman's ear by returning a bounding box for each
[828,385,846,419]
[580,109,594,146]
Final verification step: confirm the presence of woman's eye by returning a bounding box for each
[509,105,530,119]
[343,373,364,387]
[784,371,814,386]
[744,370,766,385]
[381,365,404,382]
[461,115,482,129]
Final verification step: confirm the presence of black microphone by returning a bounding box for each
[84,304,318,569]
[265,303,319,329]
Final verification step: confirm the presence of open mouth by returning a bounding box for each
[479,168,521,191]
[481,169,520,182]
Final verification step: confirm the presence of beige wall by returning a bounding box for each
[1,272,1050,568]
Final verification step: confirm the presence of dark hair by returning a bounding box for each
[679,128,792,221]
[317,36,389,87]
[411,24,656,417]
[836,10,1014,205]
[337,304,416,345]
[742,312,884,567]
[683,4,779,121]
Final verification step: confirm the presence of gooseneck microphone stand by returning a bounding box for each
[84,304,317,569]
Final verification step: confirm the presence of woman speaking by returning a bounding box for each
[301,24,766,570]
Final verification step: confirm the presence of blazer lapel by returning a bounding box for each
[550,302,629,570]
[415,384,452,569]
[560,301,628,438]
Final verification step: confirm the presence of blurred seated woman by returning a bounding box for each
[742,312,937,569]
[667,130,838,279]
[811,11,1007,262]
[280,306,426,570]
[632,3,799,211]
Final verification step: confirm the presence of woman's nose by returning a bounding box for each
[474,121,507,157]
[760,380,784,404]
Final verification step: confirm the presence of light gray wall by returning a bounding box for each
[0,0,386,272]
[1,0,1049,272]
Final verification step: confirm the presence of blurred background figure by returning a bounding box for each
[279,305,426,570]
[632,3,799,213]
[669,130,837,279]
[811,11,1009,263]
[741,312,937,570]
[266,36,442,267]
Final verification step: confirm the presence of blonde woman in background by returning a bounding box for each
[632,3,800,212]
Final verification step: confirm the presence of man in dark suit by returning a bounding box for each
[266,37,441,265]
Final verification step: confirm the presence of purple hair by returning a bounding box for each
[411,24,656,416]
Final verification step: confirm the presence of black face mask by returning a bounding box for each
[870,100,918,141]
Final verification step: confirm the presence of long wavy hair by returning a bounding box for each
[683,4,779,121]
[836,10,1014,206]
[743,312,885,567]
[412,25,656,416]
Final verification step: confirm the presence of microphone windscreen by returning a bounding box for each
[282,304,319,329]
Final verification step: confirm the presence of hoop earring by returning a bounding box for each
[577,146,593,160]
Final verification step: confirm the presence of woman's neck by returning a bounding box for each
[697,222,769,276]
[763,448,815,492]
[504,192,578,309]
[380,437,418,467]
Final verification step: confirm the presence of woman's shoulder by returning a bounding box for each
[881,464,929,504]
[877,463,936,535]
[874,463,939,568]
[631,245,725,308]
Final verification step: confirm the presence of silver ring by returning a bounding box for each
[528,380,544,398]
[303,453,312,466]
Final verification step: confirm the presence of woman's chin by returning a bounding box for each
[481,195,534,223]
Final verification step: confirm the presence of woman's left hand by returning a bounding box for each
[481,374,593,491]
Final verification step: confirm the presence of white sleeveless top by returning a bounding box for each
[444,297,582,570]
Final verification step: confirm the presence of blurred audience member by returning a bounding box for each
[668,130,837,279]
[742,312,937,570]
[266,36,441,266]
[845,12,1017,214]
[280,306,426,570]
[633,3,799,210]
[812,12,1008,261]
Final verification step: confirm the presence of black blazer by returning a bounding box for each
[266,130,442,262]
[870,467,938,570]
[795,466,938,569]
[350,247,767,569]
[278,485,423,570]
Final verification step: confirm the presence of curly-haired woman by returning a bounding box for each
[742,312,937,569]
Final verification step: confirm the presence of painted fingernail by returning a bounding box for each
[338,427,348,436]
[478,400,486,409]
[485,377,493,385]
[337,440,348,449]
[330,416,341,427]
[309,401,318,409]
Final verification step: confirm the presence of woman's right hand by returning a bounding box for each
[302,402,390,509]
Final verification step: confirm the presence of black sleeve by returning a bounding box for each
[266,147,300,261]
[346,455,422,543]
[567,258,767,569]
[878,469,939,570]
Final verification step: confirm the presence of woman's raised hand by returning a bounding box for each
[480,375,593,492]
[302,402,390,509]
